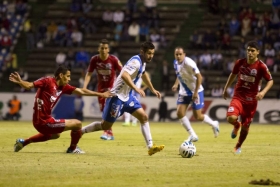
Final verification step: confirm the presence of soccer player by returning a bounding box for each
[222,41,273,154]
[82,41,165,155]
[83,39,123,140]
[10,65,114,153]
[172,47,220,142]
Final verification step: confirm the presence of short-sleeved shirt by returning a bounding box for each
[111,55,145,102]
[87,54,122,92]
[173,56,204,96]
[232,58,272,102]
[32,77,76,125]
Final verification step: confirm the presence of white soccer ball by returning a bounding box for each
[179,141,196,158]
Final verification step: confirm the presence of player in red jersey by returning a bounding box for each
[10,65,114,153]
[83,39,122,140]
[222,41,273,154]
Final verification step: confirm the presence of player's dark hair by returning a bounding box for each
[141,41,155,52]
[246,41,260,50]
[100,39,109,45]
[54,64,71,78]
[175,46,185,53]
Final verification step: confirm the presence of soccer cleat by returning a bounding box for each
[233,147,241,154]
[231,122,241,139]
[66,146,85,154]
[100,133,108,140]
[148,144,165,156]
[106,134,114,140]
[14,138,25,152]
[186,134,199,142]
[212,121,220,138]
[122,122,130,126]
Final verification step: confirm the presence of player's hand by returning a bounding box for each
[151,89,161,99]
[136,88,146,97]
[256,92,264,100]
[192,92,198,102]
[222,89,228,100]
[9,72,22,84]
[172,85,178,92]
[101,91,115,98]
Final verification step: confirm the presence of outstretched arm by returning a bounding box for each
[121,71,146,97]
[83,72,93,89]
[72,88,114,98]
[256,80,273,100]
[9,72,34,90]
[172,78,179,92]
[142,72,161,99]
[222,73,237,100]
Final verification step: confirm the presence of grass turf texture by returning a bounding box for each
[0,121,279,187]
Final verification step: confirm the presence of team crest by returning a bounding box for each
[250,69,257,76]
[105,63,112,69]
[129,101,134,107]
[110,103,120,118]
[178,95,184,102]
[228,106,234,112]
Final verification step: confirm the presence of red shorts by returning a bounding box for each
[227,98,257,126]
[33,118,66,134]
[98,96,106,112]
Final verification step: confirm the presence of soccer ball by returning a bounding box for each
[179,141,196,158]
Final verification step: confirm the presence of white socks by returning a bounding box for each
[203,115,216,127]
[180,116,196,136]
[124,112,131,123]
[82,121,102,134]
[140,122,153,148]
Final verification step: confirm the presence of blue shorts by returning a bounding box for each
[177,91,204,110]
[102,95,142,123]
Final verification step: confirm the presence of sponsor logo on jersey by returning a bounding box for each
[250,69,257,76]
[97,69,112,75]
[129,101,134,107]
[110,103,120,118]
[50,96,57,103]
[228,106,234,112]
[240,74,255,82]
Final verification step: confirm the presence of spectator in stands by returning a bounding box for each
[224,58,234,76]
[6,0,15,14]
[138,6,148,25]
[199,50,212,70]
[274,53,280,73]
[65,49,75,68]
[114,21,123,42]
[238,37,246,58]
[71,28,83,47]
[124,8,133,25]
[4,95,21,121]
[121,23,130,41]
[217,18,229,36]
[128,21,140,42]
[254,14,267,36]
[75,48,89,68]
[189,30,202,49]
[0,33,12,49]
[159,28,167,49]
[1,15,10,31]
[148,8,160,29]
[264,44,275,71]
[158,97,167,122]
[229,16,240,36]
[46,21,58,44]
[221,32,231,50]
[36,22,47,43]
[202,29,215,49]
[160,60,169,92]
[262,30,273,47]
[102,9,114,27]
[149,29,160,50]
[127,0,137,13]
[211,84,223,98]
[270,7,280,30]
[70,0,81,12]
[82,0,93,14]
[139,23,149,42]
[113,9,124,24]
[15,0,27,16]
[79,14,96,34]
[78,70,85,88]
[241,15,251,37]
[144,0,157,15]
[54,30,66,47]
[66,15,77,30]
[211,49,223,70]
[56,51,67,66]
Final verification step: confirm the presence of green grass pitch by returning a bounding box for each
[0,121,279,187]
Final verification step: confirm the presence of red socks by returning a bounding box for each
[70,130,82,150]
[235,128,249,148]
[23,133,52,146]
[105,128,113,136]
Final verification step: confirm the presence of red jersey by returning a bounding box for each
[32,77,76,125]
[87,54,122,92]
[232,58,272,102]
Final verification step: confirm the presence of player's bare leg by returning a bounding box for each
[227,115,241,139]
[132,108,164,155]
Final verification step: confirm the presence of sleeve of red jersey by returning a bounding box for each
[262,64,273,81]
[87,56,96,72]
[33,77,47,88]
[114,56,123,71]
[232,59,241,74]
[63,84,76,95]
